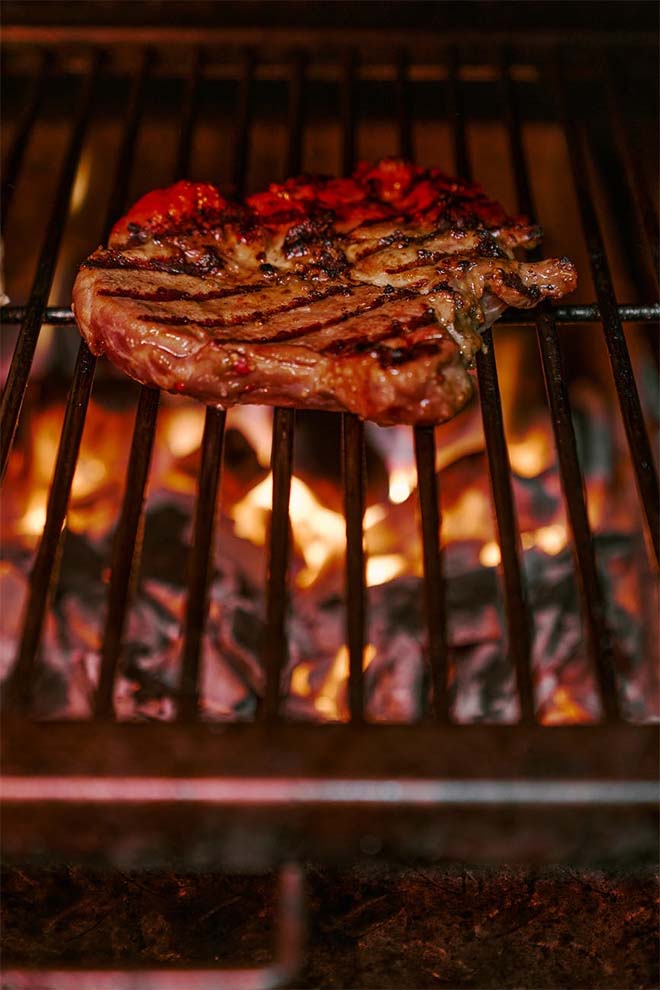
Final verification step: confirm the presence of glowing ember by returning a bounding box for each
[230,472,346,588]
[389,465,418,505]
[303,643,377,721]
[1,361,655,725]
[542,686,593,725]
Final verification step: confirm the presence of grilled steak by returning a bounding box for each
[73,159,577,426]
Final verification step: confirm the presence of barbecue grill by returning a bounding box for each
[1,6,659,987]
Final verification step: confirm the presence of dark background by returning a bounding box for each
[2,0,658,32]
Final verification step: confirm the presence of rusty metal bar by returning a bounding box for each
[93,50,202,718]
[178,52,254,718]
[0,50,102,478]
[261,54,306,719]
[552,53,659,565]
[500,55,621,720]
[447,48,536,723]
[1,49,52,229]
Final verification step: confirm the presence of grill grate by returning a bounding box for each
[1,28,658,861]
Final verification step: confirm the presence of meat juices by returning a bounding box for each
[72,159,577,426]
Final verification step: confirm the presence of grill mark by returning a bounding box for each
[137,284,355,330]
[99,282,275,303]
[82,250,225,278]
[320,312,437,355]
[351,222,461,262]
[190,286,420,345]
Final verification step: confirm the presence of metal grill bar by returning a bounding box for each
[340,48,357,177]
[500,56,621,721]
[94,51,202,718]
[4,301,659,327]
[342,414,366,722]
[4,346,95,712]
[414,427,450,720]
[448,48,536,723]
[178,51,254,719]
[93,386,160,717]
[605,65,659,296]
[177,408,226,718]
[397,51,449,719]
[231,49,255,192]
[1,49,51,229]
[262,54,306,719]
[3,51,154,716]
[339,51,366,723]
[0,51,102,478]
[263,407,295,718]
[552,54,660,565]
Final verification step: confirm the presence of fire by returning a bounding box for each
[230,472,346,588]
[508,425,555,478]
[389,465,417,504]
[479,523,568,567]
[291,643,377,721]
[2,368,645,727]
[542,686,593,725]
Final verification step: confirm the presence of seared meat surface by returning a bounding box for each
[73,159,576,426]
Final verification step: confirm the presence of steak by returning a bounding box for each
[72,159,577,426]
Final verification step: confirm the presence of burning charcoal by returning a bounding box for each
[452,642,518,723]
[365,631,426,723]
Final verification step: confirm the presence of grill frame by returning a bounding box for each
[1,26,659,864]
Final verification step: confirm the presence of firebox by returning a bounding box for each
[1,3,659,987]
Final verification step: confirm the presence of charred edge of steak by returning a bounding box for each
[82,249,226,278]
